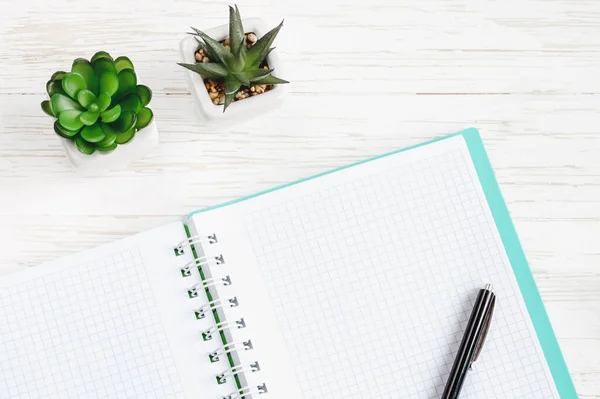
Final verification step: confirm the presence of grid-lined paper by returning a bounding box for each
[0,247,186,399]
[202,137,561,398]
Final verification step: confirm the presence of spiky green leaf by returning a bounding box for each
[222,78,242,112]
[228,5,245,56]
[192,36,217,61]
[223,92,236,112]
[232,39,247,72]
[177,62,229,80]
[246,20,283,68]
[232,69,273,85]
[224,77,242,95]
[190,27,234,67]
[252,74,289,85]
[259,47,276,65]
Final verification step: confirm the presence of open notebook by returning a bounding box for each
[0,128,577,399]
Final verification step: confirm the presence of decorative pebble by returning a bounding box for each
[247,32,257,44]
[195,52,203,62]
[202,56,209,63]
[235,90,250,100]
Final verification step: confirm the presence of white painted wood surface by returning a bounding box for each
[1,0,599,396]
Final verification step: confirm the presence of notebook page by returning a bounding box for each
[190,135,560,399]
[0,222,237,399]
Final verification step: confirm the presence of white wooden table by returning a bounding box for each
[1,0,599,396]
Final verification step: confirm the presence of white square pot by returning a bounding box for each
[179,18,287,124]
[59,120,159,172]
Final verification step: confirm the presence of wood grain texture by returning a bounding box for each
[1,0,599,396]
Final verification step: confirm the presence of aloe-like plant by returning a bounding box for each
[178,5,288,112]
[41,51,154,155]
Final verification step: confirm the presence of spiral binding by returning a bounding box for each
[224,384,268,399]
[209,340,253,363]
[194,297,240,320]
[202,319,246,341]
[175,233,218,255]
[217,362,260,385]
[187,276,232,297]
[176,231,267,398]
[180,254,226,276]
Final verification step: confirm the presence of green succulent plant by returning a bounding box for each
[178,5,288,112]
[41,51,154,155]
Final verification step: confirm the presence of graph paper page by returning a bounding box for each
[0,222,236,399]
[190,135,560,399]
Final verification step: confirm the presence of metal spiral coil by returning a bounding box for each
[175,231,267,397]
[223,384,268,399]
[216,362,261,385]
[209,340,253,363]
[194,297,239,320]
[187,275,232,298]
[202,318,246,341]
[179,254,225,276]
[175,233,218,255]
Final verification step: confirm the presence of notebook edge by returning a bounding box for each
[463,132,579,398]
[186,127,480,219]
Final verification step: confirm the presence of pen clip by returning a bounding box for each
[470,294,496,367]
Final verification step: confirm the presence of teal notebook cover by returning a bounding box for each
[188,127,578,398]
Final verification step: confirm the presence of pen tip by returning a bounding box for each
[484,283,493,292]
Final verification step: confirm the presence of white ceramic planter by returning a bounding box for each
[179,18,287,124]
[59,120,159,172]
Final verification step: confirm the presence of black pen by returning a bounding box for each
[441,284,496,399]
